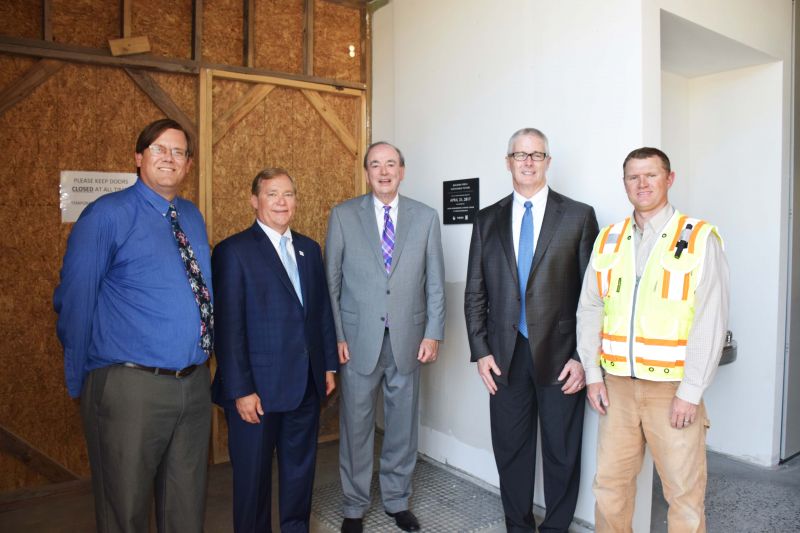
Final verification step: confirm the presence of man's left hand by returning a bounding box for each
[670,396,698,429]
[558,359,586,395]
[417,338,439,363]
[325,371,336,396]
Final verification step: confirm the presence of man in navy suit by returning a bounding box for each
[212,167,339,532]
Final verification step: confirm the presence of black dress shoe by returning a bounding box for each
[385,510,420,532]
[341,517,363,533]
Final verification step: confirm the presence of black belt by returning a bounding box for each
[121,362,198,378]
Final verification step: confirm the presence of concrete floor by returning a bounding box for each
[1,442,798,532]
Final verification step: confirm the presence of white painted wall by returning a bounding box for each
[371,0,793,527]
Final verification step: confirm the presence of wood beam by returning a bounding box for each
[0,37,367,90]
[42,0,53,41]
[211,68,362,94]
[121,0,132,38]
[0,36,197,73]
[324,0,368,8]
[124,68,198,141]
[303,0,314,76]
[198,68,214,240]
[301,89,357,155]
[244,0,255,68]
[0,426,80,484]
[192,0,203,61]
[0,59,64,118]
[213,83,275,146]
[0,479,90,513]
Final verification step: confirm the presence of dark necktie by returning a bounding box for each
[518,201,533,338]
[167,203,214,356]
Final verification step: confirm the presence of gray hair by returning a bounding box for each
[506,127,550,155]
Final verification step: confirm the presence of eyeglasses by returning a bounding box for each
[148,144,189,161]
[509,151,548,162]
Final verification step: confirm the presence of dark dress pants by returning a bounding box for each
[226,371,320,533]
[490,334,585,533]
[81,364,212,533]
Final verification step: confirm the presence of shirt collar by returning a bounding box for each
[134,178,174,216]
[632,203,675,234]
[513,185,549,209]
[256,218,292,246]
[373,194,399,211]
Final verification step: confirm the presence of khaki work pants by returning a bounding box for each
[594,375,709,533]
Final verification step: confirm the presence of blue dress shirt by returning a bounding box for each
[54,179,213,398]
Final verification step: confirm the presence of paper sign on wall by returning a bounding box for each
[59,171,138,223]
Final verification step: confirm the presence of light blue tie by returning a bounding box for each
[518,201,533,338]
[280,235,303,305]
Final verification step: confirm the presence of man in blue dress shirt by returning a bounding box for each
[54,118,213,533]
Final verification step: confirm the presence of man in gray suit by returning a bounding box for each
[465,128,598,532]
[326,141,446,533]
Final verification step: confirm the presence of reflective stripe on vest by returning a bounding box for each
[590,211,722,381]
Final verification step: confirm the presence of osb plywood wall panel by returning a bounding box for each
[203,0,243,66]
[0,55,199,491]
[315,1,362,82]
[133,0,193,59]
[51,0,119,48]
[254,0,304,74]
[0,0,42,39]
[210,83,357,247]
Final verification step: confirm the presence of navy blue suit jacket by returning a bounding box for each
[211,222,338,412]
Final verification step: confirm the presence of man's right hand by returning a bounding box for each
[338,341,350,364]
[586,382,609,415]
[235,393,264,424]
[477,355,501,395]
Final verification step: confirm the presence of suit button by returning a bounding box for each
[386,290,390,294]
[512,324,518,330]
[380,317,385,322]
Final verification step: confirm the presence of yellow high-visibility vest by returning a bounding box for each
[591,211,722,381]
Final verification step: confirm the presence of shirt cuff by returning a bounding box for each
[676,381,703,404]
[585,366,604,385]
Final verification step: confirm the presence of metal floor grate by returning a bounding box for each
[312,459,505,532]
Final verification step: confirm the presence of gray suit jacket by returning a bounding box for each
[464,189,598,385]
[325,193,446,375]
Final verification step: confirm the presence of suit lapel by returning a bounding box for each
[250,223,301,306]
[531,189,565,275]
[388,196,413,279]
[497,195,519,285]
[358,194,386,272]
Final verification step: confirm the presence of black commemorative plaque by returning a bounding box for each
[443,178,479,225]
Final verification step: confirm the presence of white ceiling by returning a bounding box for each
[661,10,777,78]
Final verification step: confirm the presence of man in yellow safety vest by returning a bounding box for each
[577,147,730,532]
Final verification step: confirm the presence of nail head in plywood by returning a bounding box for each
[109,36,151,57]
[301,88,356,155]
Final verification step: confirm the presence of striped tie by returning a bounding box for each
[382,205,395,274]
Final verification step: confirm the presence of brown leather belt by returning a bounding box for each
[121,362,198,378]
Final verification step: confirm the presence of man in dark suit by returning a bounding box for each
[465,128,599,533]
[212,167,338,533]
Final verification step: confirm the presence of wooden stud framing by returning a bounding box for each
[303,0,314,76]
[0,426,80,484]
[0,36,366,90]
[244,0,255,68]
[192,0,203,61]
[42,0,53,42]
[125,68,197,140]
[121,0,133,38]
[0,59,64,118]
[213,83,276,146]
[301,89,358,155]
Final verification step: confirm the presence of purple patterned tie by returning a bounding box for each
[381,205,395,274]
[167,204,214,356]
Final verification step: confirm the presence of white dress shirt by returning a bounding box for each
[512,185,549,261]
[256,219,298,270]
